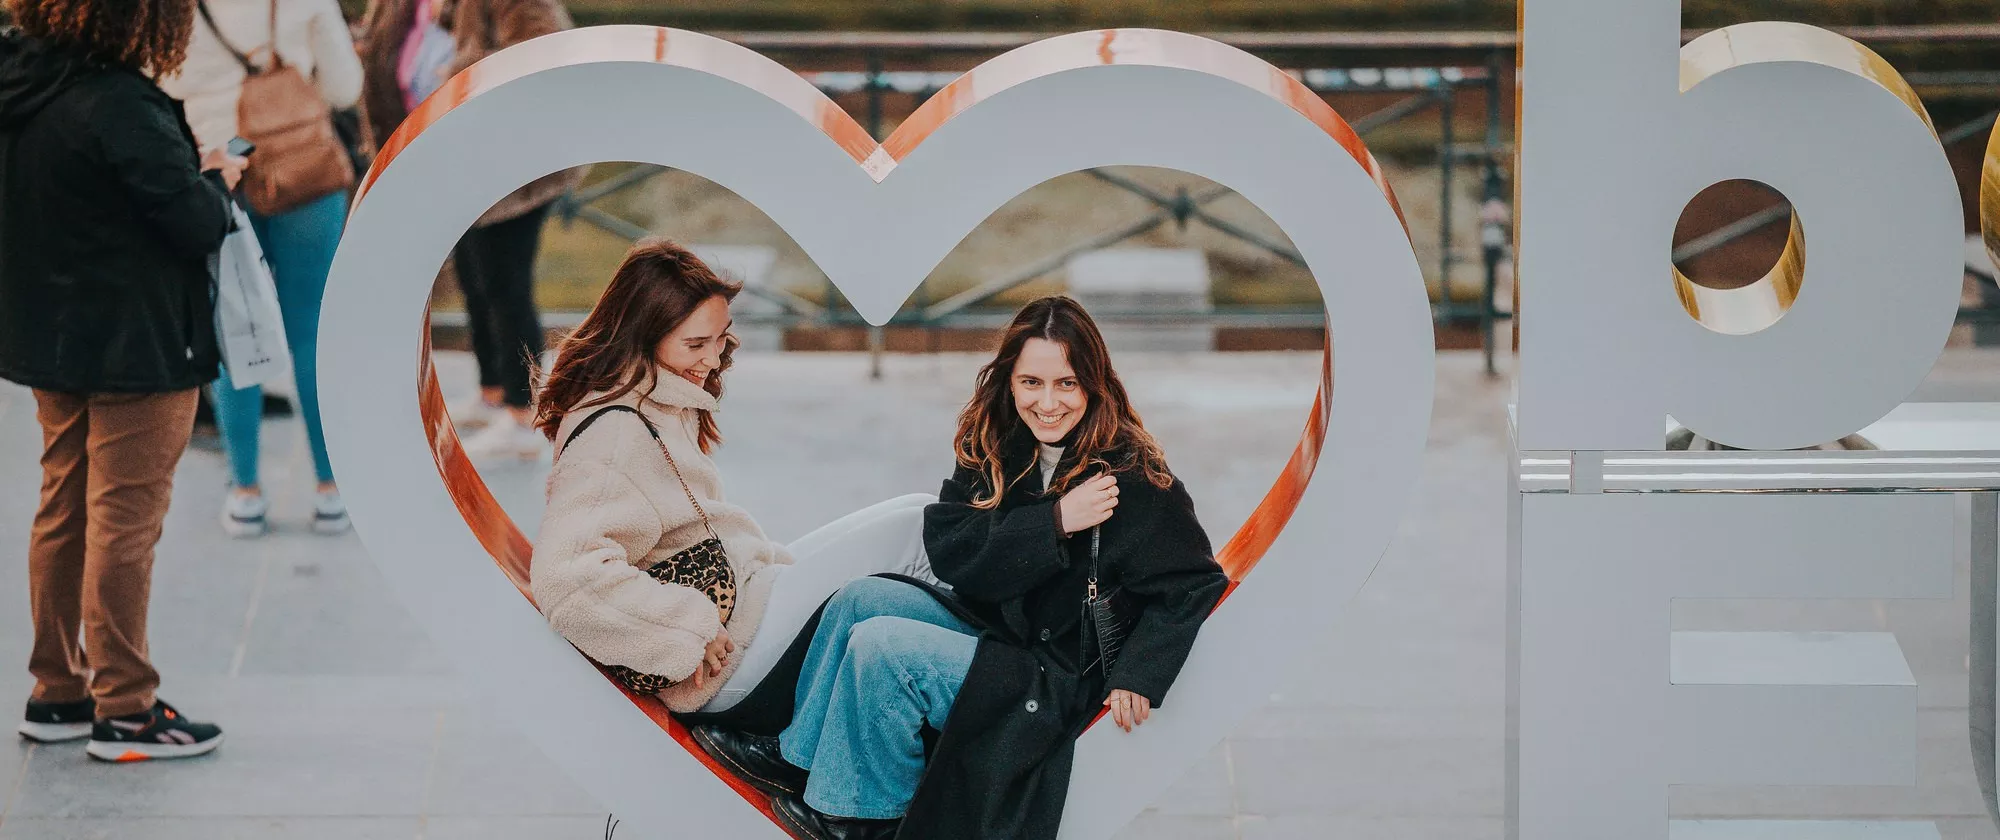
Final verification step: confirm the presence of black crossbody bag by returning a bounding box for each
[1082,525,1141,676]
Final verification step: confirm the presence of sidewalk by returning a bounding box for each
[0,349,1993,839]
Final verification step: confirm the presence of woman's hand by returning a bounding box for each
[1057,473,1119,534]
[1105,689,1151,732]
[690,626,734,688]
[199,147,249,191]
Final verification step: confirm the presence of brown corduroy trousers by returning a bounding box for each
[26,388,197,719]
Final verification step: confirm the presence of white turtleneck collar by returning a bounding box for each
[642,365,721,413]
[1038,443,1064,487]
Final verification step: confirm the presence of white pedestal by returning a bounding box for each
[1507,411,1969,839]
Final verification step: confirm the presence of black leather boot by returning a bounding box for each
[771,792,901,840]
[689,725,808,798]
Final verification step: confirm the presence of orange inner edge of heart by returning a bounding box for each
[395,26,1355,822]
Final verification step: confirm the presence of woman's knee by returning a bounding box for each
[826,576,924,617]
[844,616,926,670]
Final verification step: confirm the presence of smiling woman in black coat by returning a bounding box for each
[688,296,1228,840]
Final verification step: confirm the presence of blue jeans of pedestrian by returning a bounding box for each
[212,191,347,488]
[779,576,978,819]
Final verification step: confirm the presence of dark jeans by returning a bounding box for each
[453,202,550,409]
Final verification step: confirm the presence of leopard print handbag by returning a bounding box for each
[562,405,737,694]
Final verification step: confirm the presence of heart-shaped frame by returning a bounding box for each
[320,27,1434,839]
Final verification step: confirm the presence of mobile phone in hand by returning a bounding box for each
[225,136,255,158]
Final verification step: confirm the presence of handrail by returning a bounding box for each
[700,24,2000,54]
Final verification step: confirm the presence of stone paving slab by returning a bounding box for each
[0,349,1994,840]
[0,816,423,840]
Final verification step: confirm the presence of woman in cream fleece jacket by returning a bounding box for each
[530,240,937,714]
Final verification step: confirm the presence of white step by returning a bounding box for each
[1670,820,1939,839]
[1066,247,1212,303]
[1668,631,1916,786]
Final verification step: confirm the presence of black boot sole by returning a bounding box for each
[770,795,901,840]
[771,800,833,840]
[690,726,807,799]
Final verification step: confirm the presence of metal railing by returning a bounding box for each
[546,51,1517,374]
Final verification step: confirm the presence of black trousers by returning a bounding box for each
[453,201,551,409]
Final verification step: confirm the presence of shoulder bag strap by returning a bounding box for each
[195,0,259,74]
[1086,525,1102,599]
[560,404,718,540]
[264,0,287,69]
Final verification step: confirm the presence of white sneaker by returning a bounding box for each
[457,414,551,464]
[220,491,268,539]
[312,490,351,535]
[446,395,502,431]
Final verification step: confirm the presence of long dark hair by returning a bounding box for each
[954,296,1172,510]
[533,239,741,452]
[7,0,195,76]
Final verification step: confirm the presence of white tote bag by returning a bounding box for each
[211,203,292,388]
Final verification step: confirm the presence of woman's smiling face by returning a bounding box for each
[1011,337,1088,444]
[655,294,733,386]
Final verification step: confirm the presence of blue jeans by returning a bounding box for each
[780,576,978,819]
[212,191,347,488]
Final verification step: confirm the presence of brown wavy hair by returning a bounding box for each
[7,0,195,76]
[954,296,1172,510]
[533,239,741,452]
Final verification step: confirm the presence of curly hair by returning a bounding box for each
[6,0,196,76]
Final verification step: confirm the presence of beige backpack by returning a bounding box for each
[197,0,354,215]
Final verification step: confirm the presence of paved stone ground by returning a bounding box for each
[0,348,1995,839]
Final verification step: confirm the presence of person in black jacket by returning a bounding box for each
[688,297,1229,840]
[0,0,245,761]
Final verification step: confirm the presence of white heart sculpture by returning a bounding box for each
[318,27,1434,839]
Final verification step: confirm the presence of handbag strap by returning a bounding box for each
[1085,525,1102,595]
[561,404,718,539]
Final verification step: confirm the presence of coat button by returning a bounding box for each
[1039,629,1052,642]
[1025,700,1040,713]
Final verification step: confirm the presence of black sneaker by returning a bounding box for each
[86,700,223,762]
[18,698,95,743]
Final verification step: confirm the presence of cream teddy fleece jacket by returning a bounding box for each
[531,369,790,712]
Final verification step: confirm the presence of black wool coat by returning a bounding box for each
[0,32,234,394]
[688,428,1228,840]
